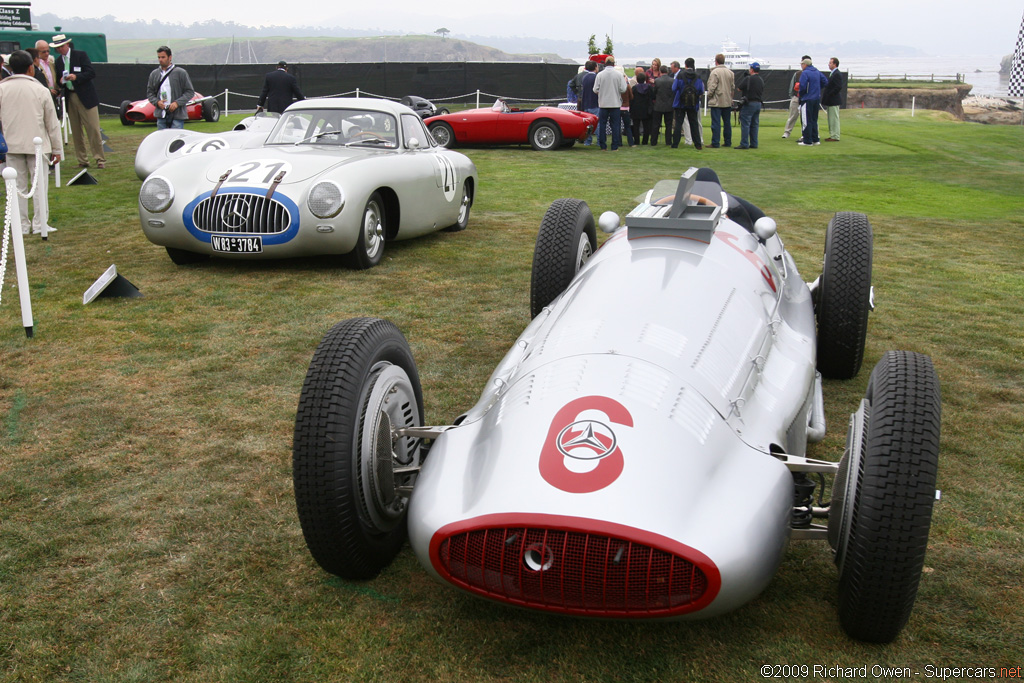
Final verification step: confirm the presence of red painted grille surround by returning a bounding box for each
[429,513,721,617]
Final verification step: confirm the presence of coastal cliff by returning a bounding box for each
[845,84,973,119]
[847,85,1021,124]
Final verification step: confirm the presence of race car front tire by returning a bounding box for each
[816,212,873,379]
[530,198,596,318]
[120,100,134,126]
[293,317,425,580]
[834,350,941,643]
[202,99,221,122]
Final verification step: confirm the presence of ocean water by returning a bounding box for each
[764,55,1009,97]
[618,55,1011,97]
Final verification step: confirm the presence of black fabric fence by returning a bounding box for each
[94,62,845,114]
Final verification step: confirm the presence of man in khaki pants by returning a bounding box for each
[50,33,105,169]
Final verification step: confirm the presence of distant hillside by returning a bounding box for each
[108,35,572,64]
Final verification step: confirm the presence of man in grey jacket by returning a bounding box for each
[146,46,195,130]
[592,56,627,151]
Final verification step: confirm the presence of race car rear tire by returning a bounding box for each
[202,99,221,122]
[816,212,873,380]
[293,317,425,580]
[443,180,472,232]
[429,122,455,148]
[346,193,386,269]
[120,100,134,126]
[833,350,941,643]
[530,198,596,318]
[165,247,209,265]
[529,120,562,151]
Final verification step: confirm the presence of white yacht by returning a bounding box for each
[711,40,771,70]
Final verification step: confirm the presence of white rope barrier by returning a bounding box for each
[1,165,36,338]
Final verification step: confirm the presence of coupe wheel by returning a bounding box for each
[816,212,873,379]
[120,100,134,126]
[202,99,221,122]
[165,247,209,265]
[831,350,941,643]
[529,120,563,151]
[429,122,455,148]
[436,107,450,116]
[346,192,386,269]
[293,318,424,580]
[443,180,472,232]
[530,198,597,317]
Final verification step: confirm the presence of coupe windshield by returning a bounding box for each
[266,108,399,149]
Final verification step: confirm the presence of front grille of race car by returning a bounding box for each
[431,515,719,617]
[191,192,291,234]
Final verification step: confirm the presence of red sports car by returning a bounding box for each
[119,92,221,126]
[425,100,597,151]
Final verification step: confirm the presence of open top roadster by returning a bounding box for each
[425,99,598,151]
[293,168,941,642]
[120,92,221,126]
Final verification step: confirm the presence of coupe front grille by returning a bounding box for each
[191,192,291,234]
[435,523,712,616]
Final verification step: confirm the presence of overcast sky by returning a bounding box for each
[36,1,1023,55]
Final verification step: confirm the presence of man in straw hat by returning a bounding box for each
[50,33,105,169]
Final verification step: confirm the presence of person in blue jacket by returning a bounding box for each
[797,57,829,146]
[671,58,704,149]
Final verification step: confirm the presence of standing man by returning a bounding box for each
[706,53,735,148]
[0,50,63,235]
[822,57,843,141]
[579,60,599,146]
[671,60,704,149]
[50,34,104,169]
[33,40,61,118]
[592,56,626,151]
[797,57,828,146]
[735,62,764,150]
[782,56,810,139]
[146,46,195,131]
[257,61,304,114]
[650,65,674,146]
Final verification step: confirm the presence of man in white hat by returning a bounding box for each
[50,33,105,169]
[0,50,63,235]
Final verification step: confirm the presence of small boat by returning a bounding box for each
[711,40,770,70]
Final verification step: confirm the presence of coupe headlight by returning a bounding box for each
[140,175,174,213]
[308,181,345,219]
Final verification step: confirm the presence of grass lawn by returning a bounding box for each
[1,108,1022,681]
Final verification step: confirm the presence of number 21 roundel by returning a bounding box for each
[538,396,633,494]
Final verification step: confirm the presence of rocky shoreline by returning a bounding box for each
[961,95,1023,125]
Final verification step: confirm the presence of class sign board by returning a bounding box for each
[0,3,31,29]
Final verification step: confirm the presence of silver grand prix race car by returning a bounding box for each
[138,99,477,267]
[292,168,941,642]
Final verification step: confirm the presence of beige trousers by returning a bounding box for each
[66,93,105,166]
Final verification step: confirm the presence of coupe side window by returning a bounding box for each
[402,114,434,148]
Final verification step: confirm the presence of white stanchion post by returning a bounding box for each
[32,138,51,241]
[224,88,229,116]
[912,96,916,116]
[356,88,360,98]
[54,159,61,188]
[476,90,480,109]
[2,167,35,337]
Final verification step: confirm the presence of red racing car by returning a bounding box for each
[425,99,597,151]
[119,92,221,126]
